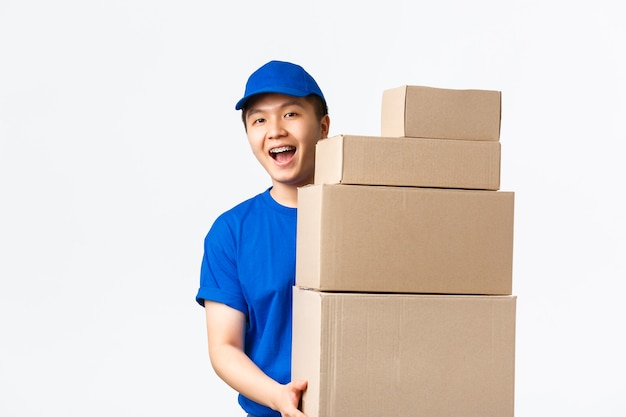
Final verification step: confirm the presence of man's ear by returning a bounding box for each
[320,115,330,139]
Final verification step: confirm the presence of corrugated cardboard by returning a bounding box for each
[314,134,501,190]
[296,184,514,295]
[381,85,502,141]
[292,288,517,417]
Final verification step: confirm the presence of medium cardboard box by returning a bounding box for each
[292,288,517,417]
[381,85,502,141]
[315,134,501,190]
[296,184,514,295]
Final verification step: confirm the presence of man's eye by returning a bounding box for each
[284,112,297,118]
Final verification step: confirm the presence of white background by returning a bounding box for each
[1,0,624,416]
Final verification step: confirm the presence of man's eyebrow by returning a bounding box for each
[246,108,263,119]
[247,100,306,117]
[279,99,306,109]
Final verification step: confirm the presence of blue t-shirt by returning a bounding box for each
[196,188,297,417]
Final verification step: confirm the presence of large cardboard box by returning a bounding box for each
[314,134,501,190]
[292,288,517,417]
[381,85,502,141]
[296,184,514,295]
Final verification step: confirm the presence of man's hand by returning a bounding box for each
[274,379,308,417]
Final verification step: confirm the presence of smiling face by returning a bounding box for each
[244,93,330,207]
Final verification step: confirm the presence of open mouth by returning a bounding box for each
[269,145,296,162]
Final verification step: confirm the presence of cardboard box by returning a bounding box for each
[296,184,514,295]
[292,288,516,417]
[315,134,501,190]
[381,85,502,141]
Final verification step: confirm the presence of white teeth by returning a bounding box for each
[270,146,295,153]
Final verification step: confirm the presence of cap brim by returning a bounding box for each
[235,87,313,110]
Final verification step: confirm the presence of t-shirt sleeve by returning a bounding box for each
[195,215,248,316]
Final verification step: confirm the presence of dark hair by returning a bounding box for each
[240,94,328,130]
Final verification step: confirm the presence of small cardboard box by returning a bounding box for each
[292,288,516,417]
[381,85,502,141]
[315,134,501,190]
[296,184,514,295]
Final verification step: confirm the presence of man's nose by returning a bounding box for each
[266,117,287,139]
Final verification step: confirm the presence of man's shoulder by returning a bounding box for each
[224,189,268,214]
[213,189,270,225]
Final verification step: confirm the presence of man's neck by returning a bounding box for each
[269,183,300,208]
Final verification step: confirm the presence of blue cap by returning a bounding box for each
[235,60,325,110]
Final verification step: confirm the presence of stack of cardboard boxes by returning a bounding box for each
[292,85,516,417]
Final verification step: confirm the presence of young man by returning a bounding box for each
[196,60,330,417]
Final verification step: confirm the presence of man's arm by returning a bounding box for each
[204,300,307,417]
